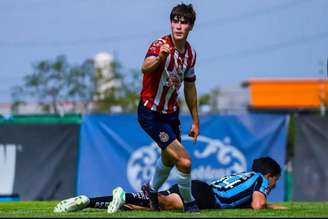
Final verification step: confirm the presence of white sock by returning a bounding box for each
[176,169,195,203]
[149,158,172,191]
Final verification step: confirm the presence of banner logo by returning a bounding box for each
[191,135,246,181]
[0,144,22,194]
[127,142,160,191]
[127,135,246,191]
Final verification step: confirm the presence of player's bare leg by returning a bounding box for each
[123,193,183,211]
[162,140,200,213]
[158,193,183,210]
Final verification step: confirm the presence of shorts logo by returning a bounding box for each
[159,132,169,143]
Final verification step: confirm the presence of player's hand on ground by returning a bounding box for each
[267,204,288,210]
[188,123,199,144]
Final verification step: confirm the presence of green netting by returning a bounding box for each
[284,170,293,201]
[0,114,81,124]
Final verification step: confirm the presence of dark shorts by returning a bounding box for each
[137,102,181,149]
[160,180,216,210]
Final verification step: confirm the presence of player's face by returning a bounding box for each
[268,175,280,191]
[171,15,193,41]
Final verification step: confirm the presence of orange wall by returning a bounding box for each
[246,79,328,109]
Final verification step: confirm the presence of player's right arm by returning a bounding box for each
[141,41,171,74]
[251,189,288,210]
[251,191,267,209]
[251,174,270,209]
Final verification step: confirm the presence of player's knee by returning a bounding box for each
[177,157,192,172]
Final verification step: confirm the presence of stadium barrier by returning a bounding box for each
[0,115,80,201]
[7,113,327,202]
[292,115,328,201]
[77,113,289,202]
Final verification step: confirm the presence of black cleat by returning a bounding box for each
[183,200,200,213]
[141,183,160,211]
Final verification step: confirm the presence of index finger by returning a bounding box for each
[193,136,197,144]
[192,133,198,144]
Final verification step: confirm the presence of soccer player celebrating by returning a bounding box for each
[54,3,200,214]
[137,3,199,213]
[54,157,288,213]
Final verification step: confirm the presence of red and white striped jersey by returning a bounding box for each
[140,35,197,114]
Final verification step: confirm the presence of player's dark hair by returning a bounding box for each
[170,3,196,26]
[251,157,281,177]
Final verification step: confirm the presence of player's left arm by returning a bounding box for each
[184,81,199,143]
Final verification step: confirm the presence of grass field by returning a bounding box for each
[0,201,328,218]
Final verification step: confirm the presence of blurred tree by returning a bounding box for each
[10,86,25,114]
[93,63,141,113]
[120,69,141,112]
[199,94,210,106]
[65,58,97,113]
[11,55,69,114]
[11,55,141,114]
[11,55,100,114]
[209,87,221,113]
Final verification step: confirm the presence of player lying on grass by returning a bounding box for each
[54,157,287,214]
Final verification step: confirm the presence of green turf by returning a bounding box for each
[0,201,328,218]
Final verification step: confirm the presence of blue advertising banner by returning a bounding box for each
[77,113,288,202]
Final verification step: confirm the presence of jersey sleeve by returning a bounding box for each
[144,39,165,59]
[184,50,196,82]
[254,175,270,197]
